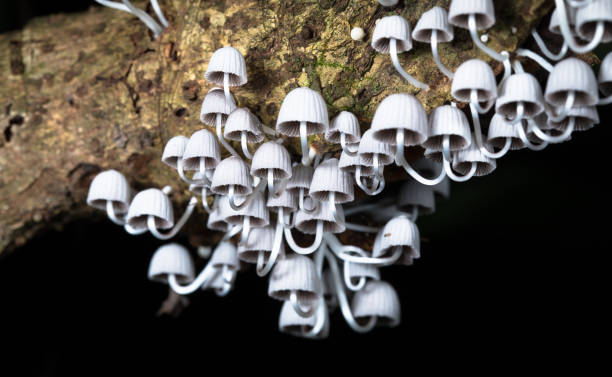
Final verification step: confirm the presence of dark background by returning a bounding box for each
[0,1,609,374]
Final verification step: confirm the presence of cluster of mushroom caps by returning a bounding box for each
[86,0,611,338]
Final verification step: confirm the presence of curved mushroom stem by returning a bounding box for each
[340,133,359,157]
[298,187,318,213]
[468,104,512,160]
[228,178,266,211]
[240,132,254,159]
[176,158,200,185]
[548,91,576,122]
[201,188,213,214]
[469,89,495,114]
[324,234,402,266]
[468,14,511,80]
[431,30,454,79]
[328,192,345,227]
[442,136,479,182]
[343,261,367,291]
[223,224,243,241]
[168,264,220,295]
[301,297,328,338]
[517,120,549,151]
[324,249,377,333]
[106,201,126,226]
[355,165,385,195]
[147,197,198,240]
[389,38,430,90]
[343,222,380,233]
[124,223,147,235]
[599,95,612,105]
[215,113,240,159]
[395,129,447,185]
[239,216,251,247]
[214,279,233,297]
[290,290,318,318]
[284,220,324,255]
[299,121,312,165]
[515,49,555,73]
[149,0,169,27]
[256,211,285,277]
[567,0,594,7]
[267,169,288,197]
[555,0,605,54]
[530,31,568,62]
[96,1,164,38]
[530,116,575,143]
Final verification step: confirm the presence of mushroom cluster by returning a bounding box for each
[86,0,611,338]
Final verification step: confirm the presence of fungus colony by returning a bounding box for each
[88,0,612,338]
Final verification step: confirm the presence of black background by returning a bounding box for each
[0,1,609,374]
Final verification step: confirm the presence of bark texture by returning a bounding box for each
[0,0,554,255]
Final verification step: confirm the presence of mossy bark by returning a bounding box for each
[0,0,554,255]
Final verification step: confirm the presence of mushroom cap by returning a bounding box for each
[200,87,236,126]
[338,149,375,176]
[598,52,612,96]
[266,188,297,213]
[224,191,270,227]
[487,114,526,150]
[548,106,600,132]
[545,58,599,107]
[250,141,292,180]
[276,87,329,136]
[377,0,399,6]
[87,169,132,213]
[188,172,210,195]
[204,46,248,86]
[451,59,498,103]
[238,225,277,264]
[161,135,189,169]
[209,241,239,271]
[286,164,314,193]
[423,105,471,152]
[412,6,454,43]
[352,281,401,327]
[309,158,354,204]
[182,129,221,171]
[207,200,230,232]
[397,180,436,215]
[358,129,396,166]
[371,15,413,54]
[294,200,346,234]
[148,243,195,284]
[374,215,420,260]
[126,188,174,230]
[448,0,495,30]
[549,7,577,36]
[346,262,380,284]
[496,73,545,120]
[576,0,612,43]
[325,111,361,144]
[371,93,428,146]
[224,108,264,142]
[452,134,497,176]
[278,301,324,337]
[268,254,322,304]
[210,156,253,196]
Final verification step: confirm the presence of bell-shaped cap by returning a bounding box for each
[412,6,454,43]
[432,177,451,199]
[371,93,428,146]
[295,200,346,234]
[276,87,329,136]
[238,225,277,264]
[309,158,354,204]
[448,0,495,30]
[278,301,326,338]
[209,241,239,271]
[397,180,435,215]
[224,191,270,227]
[371,15,413,53]
[358,129,396,166]
[347,263,380,284]
[200,87,236,126]
[207,200,230,232]
[339,150,375,175]
[549,106,600,132]
[451,59,497,103]
[487,114,525,150]
[352,281,401,327]
[182,129,221,171]
[496,73,545,119]
[286,165,314,193]
[223,108,264,142]
[148,243,195,283]
[87,169,132,213]
[267,188,297,213]
[545,58,599,107]
[204,46,248,86]
[576,0,612,43]
[326,111,361,144]
[126,188,174,230]
[423,105,471,151]
[453,134,497,176]
[374,215,420,260]
[188,172,209,195]
[210,156,253,195]
[598,52,612,96]
[549,7,577,35]
[161,136,189,169]
[250,141,292,180]
[268,254,322,304]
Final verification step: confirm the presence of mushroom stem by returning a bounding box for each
[530,116,575,143]
[355,165,385,195]
[176,158,200,185]
[298,187,318,213]
[555,0,605,54]
[168,264,220,295]
[256,212,285,277]
[283,220,324,255]
[299,121,312,165]
[395,129,446,186]
[467,14,508,61]
[343,261,367,291]
[105,200,126,226]
[147,197,198,240]
[548,91,576,122]
[240,132,254,159]
[431,30,454,79]
[530,30,568,61]
[389,39,429,90]
[340,133,359,157]
[149,0,169,27]
[515,48,555,72]
[201,188,213,214]
[343,222,379,233]
[328,192,345,227]
[121,0,164,38]
[441,135,479,181]
[599,95,612,105]
[215,113,240,159]
[517,120,549,151]
[290,290,318,318]
[124,223,147,235]
[324,234,402,266]
[468,103,511,159]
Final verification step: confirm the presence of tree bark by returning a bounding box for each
[0,0,554,255]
